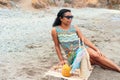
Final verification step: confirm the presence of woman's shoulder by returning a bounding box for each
[51,27,56,33]
[51,26,60,35]
[73,24,79,28]
[72,25,80,31]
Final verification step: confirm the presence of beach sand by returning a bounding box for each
[0,7,120,80]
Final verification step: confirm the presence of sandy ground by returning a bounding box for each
[0,7,120,80]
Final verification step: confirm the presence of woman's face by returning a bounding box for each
[60,12,73,26]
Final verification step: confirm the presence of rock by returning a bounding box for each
[0,0,17,8]
[71,0,88,8]
[31,0,48,9]
[54,0,64,7]
[106,0,120,9]
[87,0,99,7]
[0,0,10,8]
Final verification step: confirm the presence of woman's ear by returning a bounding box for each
[60,17,63,22]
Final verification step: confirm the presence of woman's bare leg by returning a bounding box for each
[90,58,113,70]
[87,48,120,72]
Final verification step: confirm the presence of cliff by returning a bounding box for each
[0,0,120,10]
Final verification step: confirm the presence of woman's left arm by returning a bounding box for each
[74,25,100,53]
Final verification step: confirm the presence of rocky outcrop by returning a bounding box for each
[0,0,10,8]
[31,0,48,8]
[55,0,99,8]
[67,0,120,9]
[0,0,18,8]
[106,0,120,9]
[73,0,99,7]
[0,0,120,9]
[87,0,99,7]
[31,0,99,8]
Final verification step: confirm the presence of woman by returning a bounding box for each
[51,9,120,72]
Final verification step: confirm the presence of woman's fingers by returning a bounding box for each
[60,60,66,65]
[96,49,103,56]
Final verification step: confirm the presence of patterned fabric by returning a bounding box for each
[56,25,80,65]
[70,47,86,73]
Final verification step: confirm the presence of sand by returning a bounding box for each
[0,7,120,80]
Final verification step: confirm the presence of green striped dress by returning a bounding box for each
[56,25,81,65]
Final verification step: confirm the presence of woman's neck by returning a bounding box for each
[60,24,70,30]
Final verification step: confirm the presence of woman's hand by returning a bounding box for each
[60,60,66,65]
[96,48,103,56]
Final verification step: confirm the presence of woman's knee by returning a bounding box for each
[92,53,101,59]
[87,48,100,59]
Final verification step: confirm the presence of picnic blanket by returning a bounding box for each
[44,64,94,80]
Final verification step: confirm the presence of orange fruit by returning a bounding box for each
[61,64,71,77]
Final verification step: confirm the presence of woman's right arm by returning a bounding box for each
[51,28,65,65]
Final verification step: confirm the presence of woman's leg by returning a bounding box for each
[87,48,120,72]
[90,57,113,70]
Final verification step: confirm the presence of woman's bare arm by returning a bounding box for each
[51,27,65,64]
[74,25,98,51]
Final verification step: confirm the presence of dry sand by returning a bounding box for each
[0,7,120,80]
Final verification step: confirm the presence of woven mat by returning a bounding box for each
[44,64,94,80]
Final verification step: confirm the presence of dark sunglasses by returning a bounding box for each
[63,16,74,19]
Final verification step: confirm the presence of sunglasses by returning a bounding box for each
[63,16,74,19]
